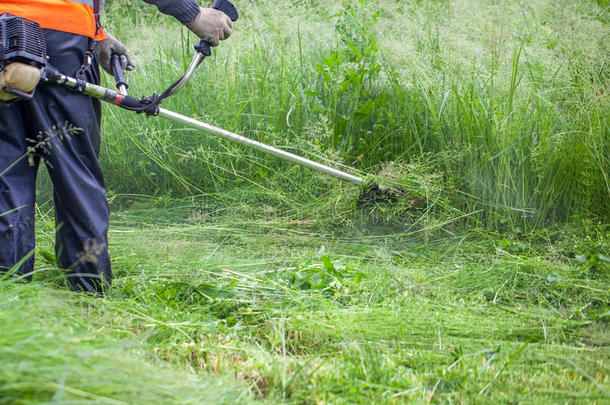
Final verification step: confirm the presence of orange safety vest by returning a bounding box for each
[1,0,106,40]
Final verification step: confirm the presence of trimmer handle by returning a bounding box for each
[195,0,239,55]
[110,53,128,95]
[109,0,239,100]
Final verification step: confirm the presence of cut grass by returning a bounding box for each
[0,282,252,405]
[2,206,606,403]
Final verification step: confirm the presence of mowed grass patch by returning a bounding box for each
[9,207,606,403]
[0,282,254,404]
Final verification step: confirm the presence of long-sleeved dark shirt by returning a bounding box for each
[141,0,200,24]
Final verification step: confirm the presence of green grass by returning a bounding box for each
[4,0,609,403]
[0,283,250,404]
[1,205,608,403]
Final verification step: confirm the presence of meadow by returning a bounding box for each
[1,0,609,403]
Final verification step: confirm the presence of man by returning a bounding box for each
[0,0,233,294]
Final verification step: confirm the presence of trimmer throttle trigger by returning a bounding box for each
[110,54,128,95]
[194,0,239,55]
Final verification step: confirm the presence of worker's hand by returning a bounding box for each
[97,33,135,75]
[184,7,233,47]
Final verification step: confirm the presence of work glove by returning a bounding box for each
[184,7,233,47]
[98,33,135,75]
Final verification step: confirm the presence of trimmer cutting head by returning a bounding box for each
[358,183,405,205]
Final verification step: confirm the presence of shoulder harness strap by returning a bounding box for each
[93,0,102,36]
[76,0,101,79]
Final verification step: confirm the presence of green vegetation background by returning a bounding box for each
[97,0,609,227]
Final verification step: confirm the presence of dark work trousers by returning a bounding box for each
[0,29,111,294]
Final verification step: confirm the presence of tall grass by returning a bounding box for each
[96,0,609,227]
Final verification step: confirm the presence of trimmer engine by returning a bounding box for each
[0,13,47,105]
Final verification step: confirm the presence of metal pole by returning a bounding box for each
[158,108,370,188]
[43,66,381,190]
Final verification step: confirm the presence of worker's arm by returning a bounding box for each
[142,0,233,46]
[141,0,200,24]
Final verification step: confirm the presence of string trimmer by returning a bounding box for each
[0,1,399,203]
